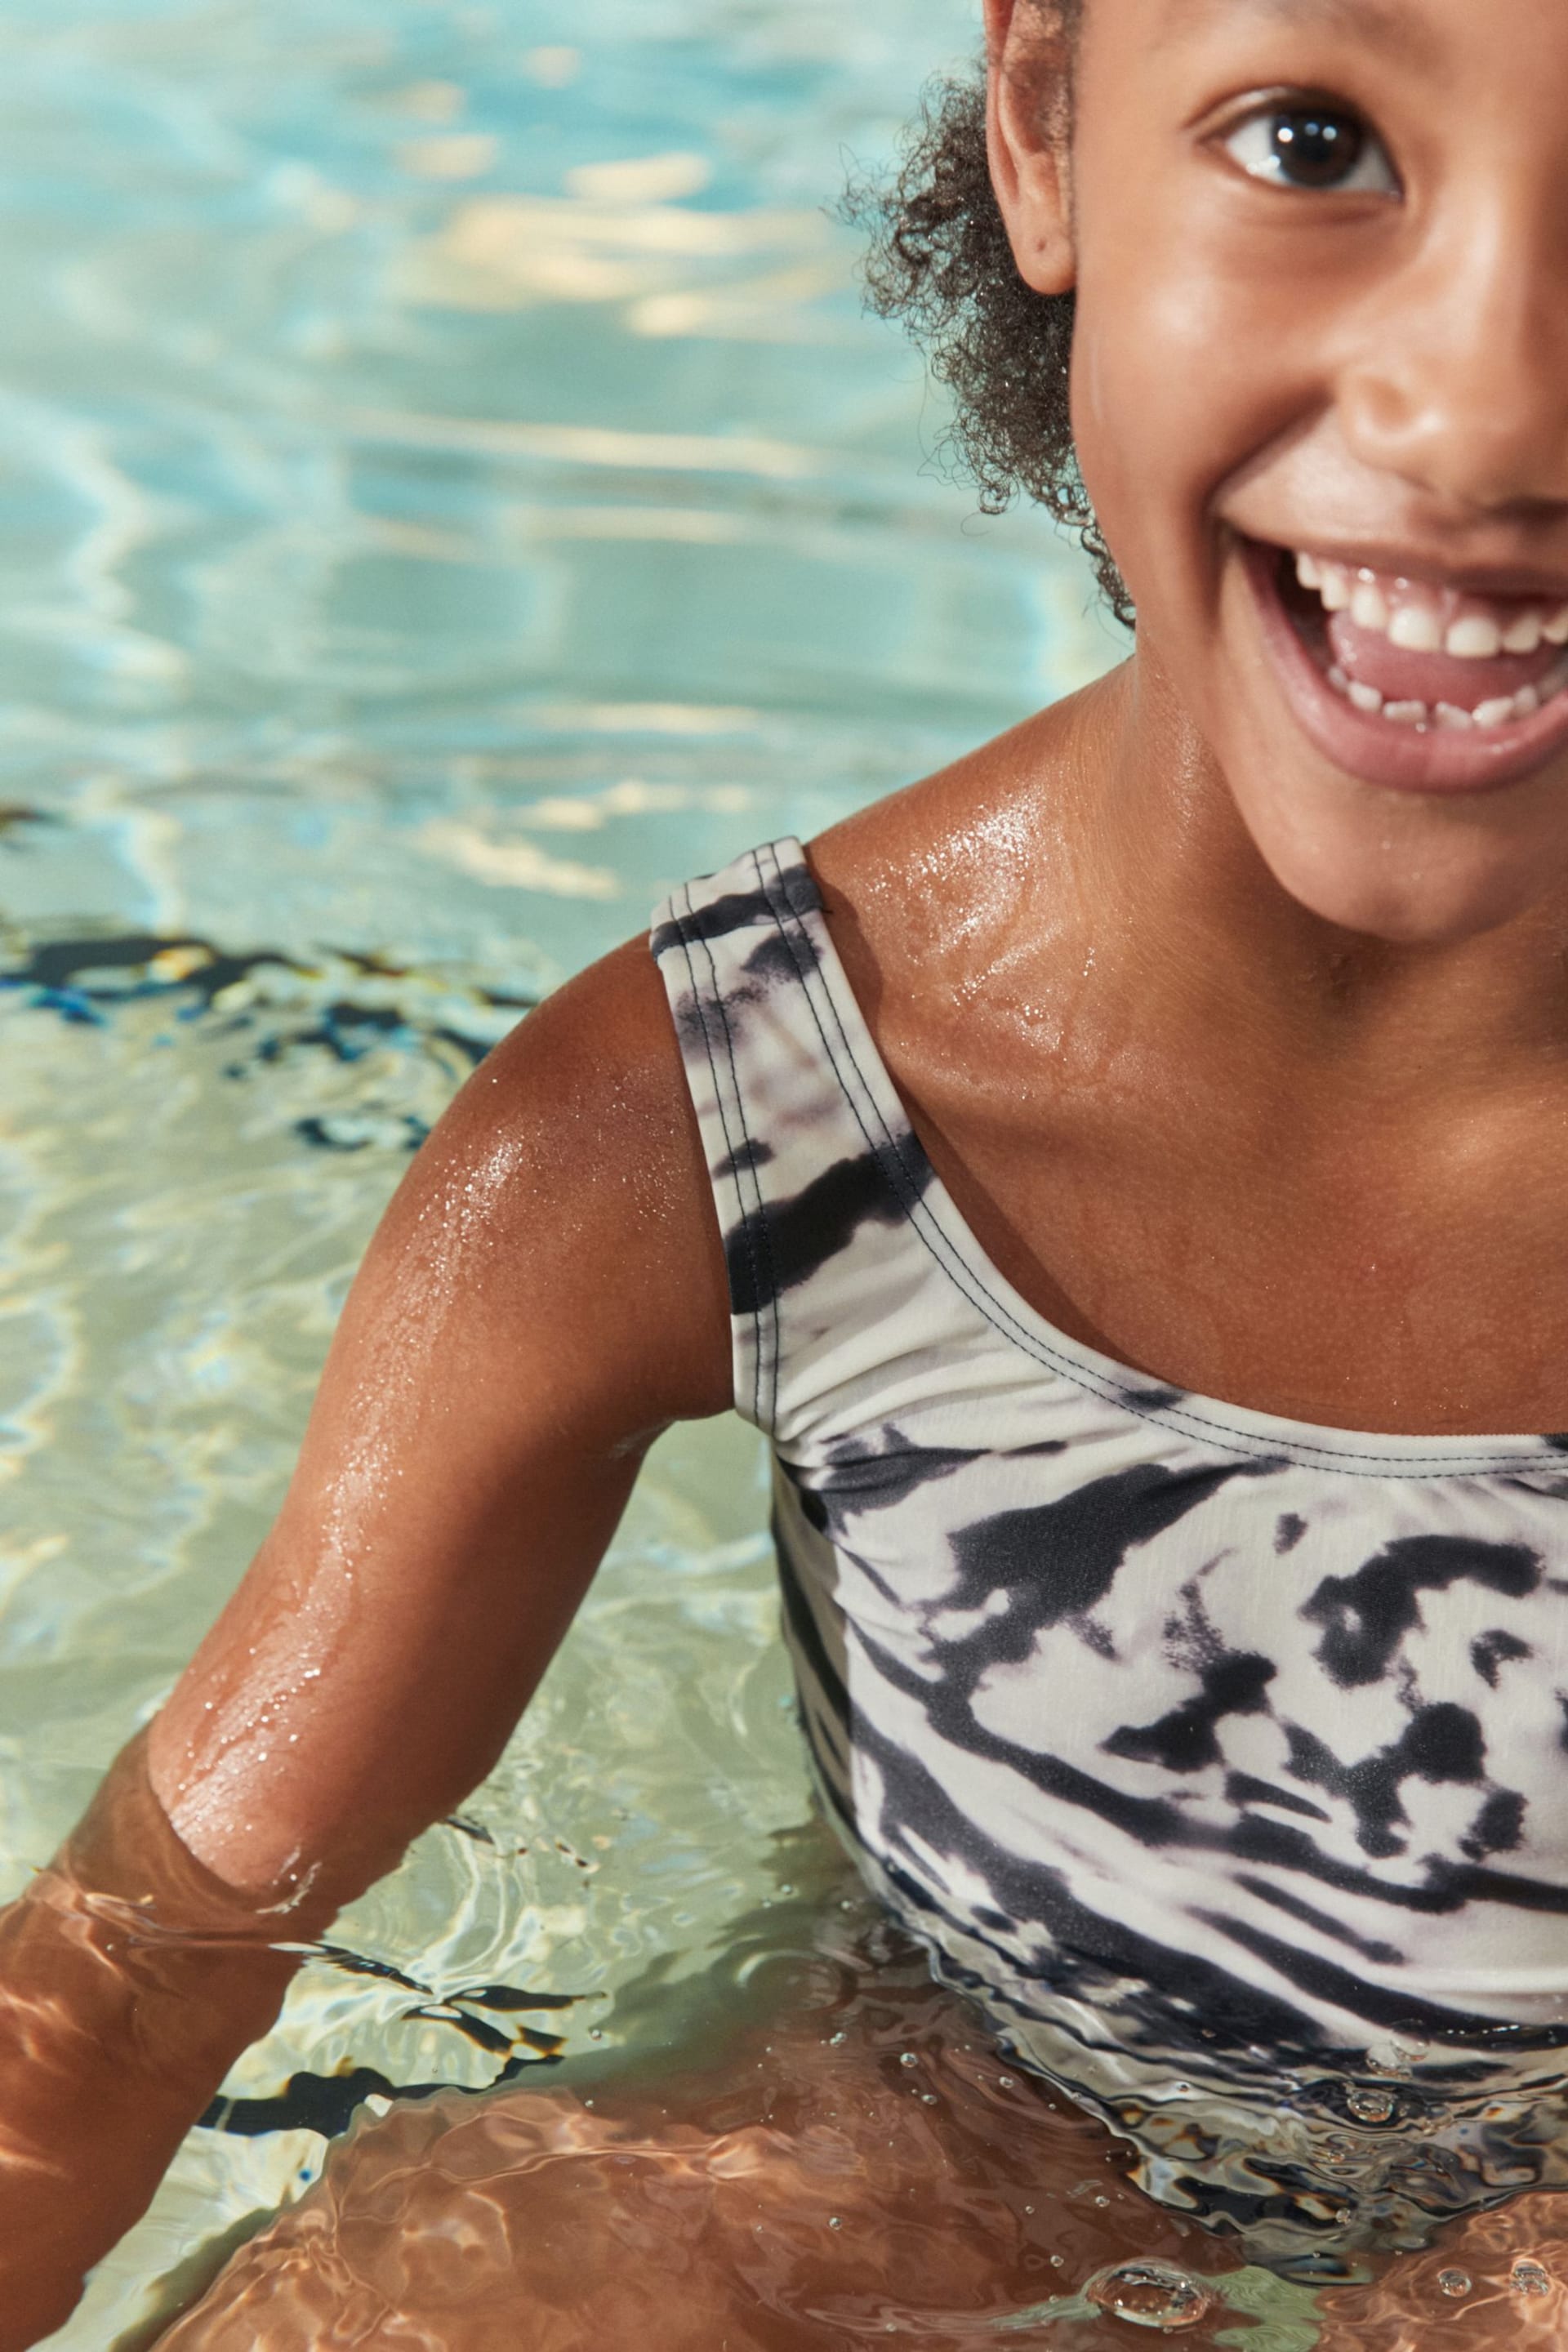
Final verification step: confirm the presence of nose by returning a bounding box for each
[1335,198,1568,517]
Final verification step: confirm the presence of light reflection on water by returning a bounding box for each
[0,0,1122,2337]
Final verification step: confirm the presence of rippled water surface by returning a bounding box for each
[11,3,1568,2346]
[0,0,1134,2339]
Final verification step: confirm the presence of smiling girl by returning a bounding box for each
[9,0,1568,2343]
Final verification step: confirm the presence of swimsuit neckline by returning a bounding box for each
[783,834,1558,1477]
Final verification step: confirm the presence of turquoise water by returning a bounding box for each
[0,0,1125,2339]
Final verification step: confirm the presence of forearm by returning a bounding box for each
[0,1729,352,2350]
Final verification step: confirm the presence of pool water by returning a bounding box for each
[0,0,1139,2340]
[32,3,1563,2347]
[11,1,1568,2345]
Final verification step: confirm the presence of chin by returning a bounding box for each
[1242,795,1558,946]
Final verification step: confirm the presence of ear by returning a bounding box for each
[983,0,1076,297]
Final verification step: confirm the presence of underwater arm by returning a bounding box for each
[0,937,732,2347]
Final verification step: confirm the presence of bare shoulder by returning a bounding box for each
[360,933,733,1435]
[808,684,1108,995]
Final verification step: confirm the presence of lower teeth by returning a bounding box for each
[1325,654,1568,732]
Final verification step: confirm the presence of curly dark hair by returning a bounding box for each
[847,7,1133,628]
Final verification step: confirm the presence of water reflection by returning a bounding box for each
[30,0,1559,2345]
[146,1875,1279,2349]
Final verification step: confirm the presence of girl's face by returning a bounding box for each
[1006,0,1568,942]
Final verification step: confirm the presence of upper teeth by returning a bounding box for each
[1296,552,1568,660]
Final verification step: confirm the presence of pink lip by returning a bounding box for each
[1241,540,1568,798]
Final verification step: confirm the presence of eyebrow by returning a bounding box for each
[1157,0,1437,66]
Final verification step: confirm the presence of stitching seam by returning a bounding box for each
[728,858,783,1425]
[671,889,774,1430]
[697,874,780,1429]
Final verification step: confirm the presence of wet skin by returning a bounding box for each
[8,0,1568,2342]
[820,0,1568,1441]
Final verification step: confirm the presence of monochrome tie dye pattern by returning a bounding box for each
[653,839,1568,2251]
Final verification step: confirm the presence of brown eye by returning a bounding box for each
[1273,109,1362,185]
[1224,103,1399,196]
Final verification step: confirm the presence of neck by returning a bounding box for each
[1069,648,1568,1103]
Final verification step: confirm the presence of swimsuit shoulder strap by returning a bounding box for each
[651,835,948,1437]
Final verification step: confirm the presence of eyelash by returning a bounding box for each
[1217,97,1402,200]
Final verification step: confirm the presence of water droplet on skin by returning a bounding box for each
[1085,2261,1215,2332]
[899,2052,918,2069]
[1437,2270,1472,2299]
[998,2074,1018,2091]
[1347,2086,1397,2124]
[1050,2256,1065,2269]
[1094,2194,1111,2207]
[828,2216,842,2230]
[1512,2259,1552,2297]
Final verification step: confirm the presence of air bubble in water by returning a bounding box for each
[1085,2261,1214,2332]
[1511,2259,1552,2297]
[1346,2086,1396,2124]
[1437,2270,1472,2299]
[1365,2036,1424,2075]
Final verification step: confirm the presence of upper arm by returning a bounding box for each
[148,936,733,1900]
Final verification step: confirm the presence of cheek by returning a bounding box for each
[1067,212,1318,607]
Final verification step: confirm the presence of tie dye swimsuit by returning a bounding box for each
[652,839,1568,2258]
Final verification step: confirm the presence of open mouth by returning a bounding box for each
[1243,540,1568,795]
